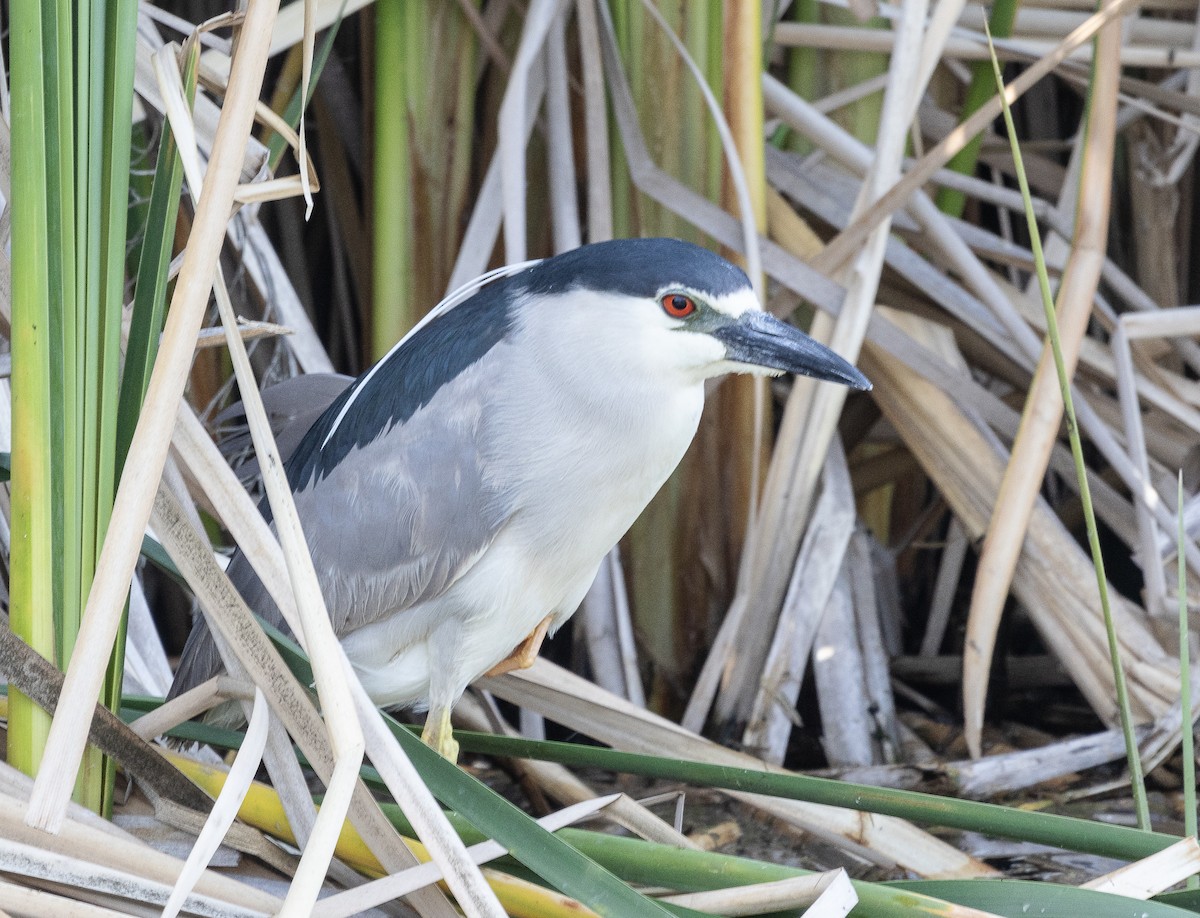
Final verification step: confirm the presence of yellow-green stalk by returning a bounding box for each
[87,3,139,815]
[371,0,414,359]
[609,0,727,697]
[1180,472,1196,885]
[936,0,1020,217]
[8,0,138,815]
[782,0,818,155]
[9,0,59,781]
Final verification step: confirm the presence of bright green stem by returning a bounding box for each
[376,789,1192,918]
[117,42,196,468]
[781,0,818,154]
[936,0,1022,217]
[824,6,887,147]
[91,0,140,818]
[378,803,1009,918]
[936,0,1020,217]
[139,700,1185,882]
[8,0,59,780]
[985,30,1151,831]
[452,732,1178,863]
[1180,473,1197,887]
[371,1,415,359]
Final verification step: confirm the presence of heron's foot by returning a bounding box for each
[420,705,459,762]
[485,614,553,677]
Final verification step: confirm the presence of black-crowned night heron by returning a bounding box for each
[170,237,870,760]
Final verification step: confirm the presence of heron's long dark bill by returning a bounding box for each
[713,311,871,391]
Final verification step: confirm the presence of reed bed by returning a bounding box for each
[3,0,1200,915]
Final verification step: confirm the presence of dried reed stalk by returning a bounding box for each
[809,0,1138,279]
[963,0,1123,758]
[861,310,1179,726]
[717,0,930,729]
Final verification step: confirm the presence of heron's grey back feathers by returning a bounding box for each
[292,354,512,635]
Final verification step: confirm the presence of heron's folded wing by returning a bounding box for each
[294,378,511,635]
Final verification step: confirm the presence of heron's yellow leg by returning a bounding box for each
[421,705,459,762]
[485,614,553,677]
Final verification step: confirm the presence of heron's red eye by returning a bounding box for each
[661,293,697,318]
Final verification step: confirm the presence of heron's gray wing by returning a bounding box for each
[295,360,510,635]
[277,278,519,635]
[167,389,509,695]
[170,359,514,698]
[170,272,522,701]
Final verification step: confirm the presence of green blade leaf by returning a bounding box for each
[449,731,1180,863]
[379,712,679,917]
[889,880,1200,918]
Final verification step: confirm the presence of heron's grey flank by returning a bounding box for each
[169,237,871,760]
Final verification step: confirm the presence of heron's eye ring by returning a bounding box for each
[661,294,697,318]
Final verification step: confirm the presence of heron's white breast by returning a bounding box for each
[479,300,709,621]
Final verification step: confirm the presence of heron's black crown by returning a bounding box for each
[517,237,751,299]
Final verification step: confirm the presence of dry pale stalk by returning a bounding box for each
[575,0,612,243]
[211,266,367,917]
[813,567,875,765]
[861,310,1178,725]
[0,775,281,913]
[661,869,860,918]
[153,26,407,912]
[810,0,1138,281]
[742,439,856,763]
[716,0,929,728]
[777,19,1200,71]
[498,0,559,262]
[962,0,1122,759]
[695,0,767,630]
[168,37,368,906]
[1082,836,1200,897]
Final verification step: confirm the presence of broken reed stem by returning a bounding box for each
[985,26,1150,830]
